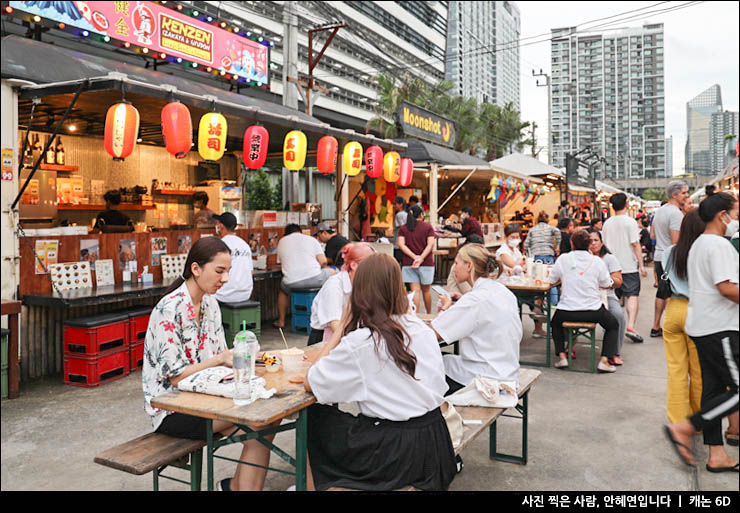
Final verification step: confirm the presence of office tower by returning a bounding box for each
[685,84,722,176]
[665,136,673,177]
[446,1,521,109]
[550,23,666,180]
[710,110,739,174]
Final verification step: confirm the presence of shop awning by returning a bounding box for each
[490,153,564,180]
[2,35,406,154]
[394,138,490,167]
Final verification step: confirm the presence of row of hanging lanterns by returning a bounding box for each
[104,100,415,186]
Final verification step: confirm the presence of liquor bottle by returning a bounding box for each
[23,135,34,167]
[55,137,65,165]
[45,135,56,165]
[31,133,43,165]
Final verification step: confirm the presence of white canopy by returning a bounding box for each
[490,153,564,179]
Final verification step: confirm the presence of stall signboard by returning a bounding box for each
[9,1,269,86]
[565,154,596,189]
[397,101,456,148]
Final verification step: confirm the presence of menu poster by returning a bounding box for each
[249,232,261,256]
[177,236,192,254]
[34,240,59,274]
[95,259,115,287]
[80,239,100,270]
[119,239,137,267]
[151,236,168,266]
[267,232,279,255]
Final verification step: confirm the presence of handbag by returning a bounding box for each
[440,400,463,451]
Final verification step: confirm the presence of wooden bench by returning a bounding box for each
[94,432,206,491]
[562,322,598,373]
[453,367,541,466]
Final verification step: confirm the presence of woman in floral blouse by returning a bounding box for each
[143,236,273,491]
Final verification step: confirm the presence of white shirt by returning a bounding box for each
[549,250,613,311]
[601,253,622,299]
[432,278,522,387]
[685,234,740,337]
[310,271,352,341]
[277,232,324,284]
[653,203,683,261]
[602,213,641,273]
[213,234,254,303]
[308,314,447,421]
[496,242,523,269]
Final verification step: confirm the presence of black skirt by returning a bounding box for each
[307,328,324,346]
[307,403,457,491]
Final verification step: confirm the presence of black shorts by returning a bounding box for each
[307,328,324,346]
[616,272,641,298]
[654,261,672,300]
[156,412,209,440]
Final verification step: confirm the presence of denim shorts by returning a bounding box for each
[402,266,435,285]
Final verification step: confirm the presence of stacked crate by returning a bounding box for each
[290,288,320,334]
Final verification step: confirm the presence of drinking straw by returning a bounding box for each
[278,327,289,350]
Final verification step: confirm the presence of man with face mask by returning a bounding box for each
[212,212,254,303]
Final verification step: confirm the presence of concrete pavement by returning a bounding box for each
[1,270,738,491]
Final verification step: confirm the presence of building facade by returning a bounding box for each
[685,84,722,177]
[710,110,738,175]
[549,23,666,180]
[445,1,521,109]
[665,136,673,177]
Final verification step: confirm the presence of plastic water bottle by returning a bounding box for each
[232,329,260,406]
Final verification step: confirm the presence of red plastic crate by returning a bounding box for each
[64,348,130,388]
[129,341,145,372]
[128,314,150,345]
[63,314,129,356]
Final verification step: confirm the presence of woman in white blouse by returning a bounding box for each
[548,229,619,373]
[304,253,456,491]
[307,242,375,345]
[432,243,523,394]
[143,237,274,492]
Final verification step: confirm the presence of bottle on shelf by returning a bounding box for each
[55,137,65,165]
[45,135,56,165]
[32,133,43,165]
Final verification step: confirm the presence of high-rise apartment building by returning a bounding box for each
[550,23,666,180]
[710,110,738,174]
[685,84,723,176]
[665,136,673,177]
[446,1,521,109]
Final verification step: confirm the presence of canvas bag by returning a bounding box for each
[440,400,463,451]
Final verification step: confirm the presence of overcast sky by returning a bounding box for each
[516,0,739,177]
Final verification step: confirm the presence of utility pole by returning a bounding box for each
[282,1,300,208]
[533,69,551,165]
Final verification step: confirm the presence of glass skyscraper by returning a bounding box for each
[710,110,738,175]
[685,84,723,176]
[550,23,666,180]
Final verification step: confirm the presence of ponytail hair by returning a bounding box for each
[406,204,424,232]
[163,237,231,296]
[456,243,498,280]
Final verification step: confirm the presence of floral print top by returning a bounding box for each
[142,281,227,431]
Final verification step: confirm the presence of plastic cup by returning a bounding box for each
[281,348,305,372]
[288,361,312,384]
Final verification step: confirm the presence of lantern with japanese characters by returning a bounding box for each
[316,136,338,174]
[383,151,401,183]
[161,101,192,159]
[283,130,307,171]
[365,145,384,178]
[398,158,414,187]
[243,125,269,169]
[198,112,227,161]
[104,101,139,161]
[342,141,363,177]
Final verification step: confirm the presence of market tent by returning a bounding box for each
[689,157,739,202]
[490,153,564,180]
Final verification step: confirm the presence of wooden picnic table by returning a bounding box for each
[151,343,324,491]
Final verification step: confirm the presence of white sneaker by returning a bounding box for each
[554,359,568,369]
[597,361,616,373]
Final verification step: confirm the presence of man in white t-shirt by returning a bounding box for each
[650,180,689,338]
[212,212,254,304]
[602,193,647,343]
[275,224,334,328]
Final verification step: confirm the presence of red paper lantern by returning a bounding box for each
[104,102,139,161]
[161,101,192,159]
[365,145,384,178]
[316,136,338,174]
[398,158,414,187]
[243,125,269,169]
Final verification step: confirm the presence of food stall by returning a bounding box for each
[689,157,739,204]
[2,32,406,384]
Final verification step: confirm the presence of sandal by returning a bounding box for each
[663,425,695,467]
[705,462,739,473]
[726,430,739,447]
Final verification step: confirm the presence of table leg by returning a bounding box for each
[206,419,214,491]
[295,408,308,491]
[545,291,551,367]
[9,313,19,399]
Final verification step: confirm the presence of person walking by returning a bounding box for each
[602,193,647,343]
[650,180,690,338]
[398,205,436,314]
[664,192,739,472]
[392,196,408,267]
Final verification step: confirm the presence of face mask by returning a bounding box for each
[508,238,521,248]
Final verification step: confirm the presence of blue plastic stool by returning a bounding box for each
[290,288,320,334]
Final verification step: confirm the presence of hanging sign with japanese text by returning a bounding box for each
[9,1,269,85]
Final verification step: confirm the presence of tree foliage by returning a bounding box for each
[366,72,532,159]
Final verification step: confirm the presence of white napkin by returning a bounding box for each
[447,375,518,408]
[176,366,276,403]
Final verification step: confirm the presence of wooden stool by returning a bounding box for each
[562,322,597,373]
[219,300,261,348]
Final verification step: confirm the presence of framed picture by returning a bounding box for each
[118,239,136,267]
[151,236,167,266]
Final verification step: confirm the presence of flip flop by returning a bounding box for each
[705,462,739,473]
[663,425,695,467]
[726,430,739,447]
